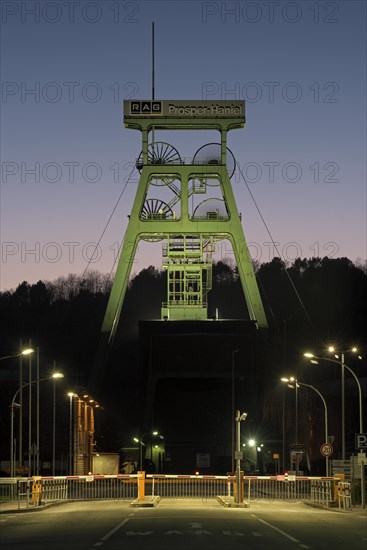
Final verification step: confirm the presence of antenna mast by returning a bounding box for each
[152,21,155,100]
[151,22,155,146]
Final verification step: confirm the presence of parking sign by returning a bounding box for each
[355,433,367,450]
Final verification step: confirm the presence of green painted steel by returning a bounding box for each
[162,235,213,320]
[101,101,267,344]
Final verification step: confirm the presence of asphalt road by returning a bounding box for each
[0,500,366,550]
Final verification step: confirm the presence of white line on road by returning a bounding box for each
[254,516,300,543]
[100,517,131,542]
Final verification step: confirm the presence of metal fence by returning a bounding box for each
[67,475,138,501]
[310,480,333,506]
[0,474,337,509]
[246,477,332,502]
[0,478,20,502]
[149,475,231,499]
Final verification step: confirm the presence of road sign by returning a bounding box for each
[355,433,367,450]
[291,450,303,463]
[320,443,333,457]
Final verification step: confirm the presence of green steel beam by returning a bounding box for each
[101,163,267,345]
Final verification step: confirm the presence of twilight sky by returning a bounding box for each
[1,0,366,291]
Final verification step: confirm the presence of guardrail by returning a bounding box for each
[337,481,352,510]
[310,479,333,506]
[0,474,338,509]
[67,475,138,501]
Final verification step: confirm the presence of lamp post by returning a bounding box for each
[231,350,239,473]
[235,410,247,504]
[52,379,55,474]
[304,351,363,452]
[282,383,285,473]
[304,351,365,508]
[10,373,64,477]
[282,378,329,476]
[67,393,76,475]
[281,376,300,474]
[1,347,34,472]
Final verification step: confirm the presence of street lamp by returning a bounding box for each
[281,378,329,476]
[135,432,161,471]
[10,373,64,477]
[235,410,247,504]
[329,347,360,461]
[0,347,35,457]
[0,349,34,361]
[304,351,363,457]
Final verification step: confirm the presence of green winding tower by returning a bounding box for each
[101,99,267,345]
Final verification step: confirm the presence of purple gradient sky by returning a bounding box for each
[1,0,366,291]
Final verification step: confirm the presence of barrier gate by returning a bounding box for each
[0,474,336,509]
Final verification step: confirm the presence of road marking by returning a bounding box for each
[93,543,103,547]
[126,531,153,536]
[189,522,203,528]
[255,517,300,543]
[252,531,262,537]
[100,517,131,541]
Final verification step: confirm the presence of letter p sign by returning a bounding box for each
[355,433,367,450]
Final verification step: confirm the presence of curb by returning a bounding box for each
[0,500,68,514]
[303,501,358,513]
[216,495,250,508]
[130,496,161,508]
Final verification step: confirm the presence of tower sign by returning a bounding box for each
[125,100,245,119]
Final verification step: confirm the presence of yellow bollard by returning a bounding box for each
[31,476,42,506]
[137,471,145,501]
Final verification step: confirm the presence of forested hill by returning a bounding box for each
[0,257,366,381]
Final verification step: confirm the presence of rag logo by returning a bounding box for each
[130,101,162,115]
